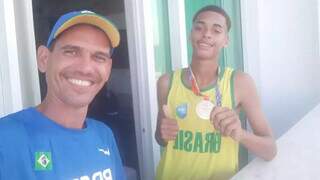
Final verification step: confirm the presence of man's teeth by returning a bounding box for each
[199,42,213,47]
[68,78,92,87]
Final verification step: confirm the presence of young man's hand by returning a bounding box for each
[158,105,179,144]
[210,106,244,141]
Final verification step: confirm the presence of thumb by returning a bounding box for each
[162,104,171,118]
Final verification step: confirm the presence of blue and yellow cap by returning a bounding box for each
[46,10,120,48]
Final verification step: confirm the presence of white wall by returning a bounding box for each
[242,0,320,138]
[319,0,320,54]
[232,104,320,179]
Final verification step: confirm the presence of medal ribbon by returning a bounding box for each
[188,67,222,106]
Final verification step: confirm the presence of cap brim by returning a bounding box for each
[54,14,120,48]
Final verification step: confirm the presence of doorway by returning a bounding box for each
[32,0,139,179]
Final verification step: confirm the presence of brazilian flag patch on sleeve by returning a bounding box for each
[35,152,52,171]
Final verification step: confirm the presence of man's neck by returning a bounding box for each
[189,57,219,88]
[37,97,88,129]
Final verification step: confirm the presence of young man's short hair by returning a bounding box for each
[192,5,231,31]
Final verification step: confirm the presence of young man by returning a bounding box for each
[155,5,277,180]
[0,10,126,180]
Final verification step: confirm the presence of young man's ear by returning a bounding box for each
[223,34,230,48]
[37,45,50,73]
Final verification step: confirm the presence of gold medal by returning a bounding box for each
[196,99,215,120]
[188,67,222,120]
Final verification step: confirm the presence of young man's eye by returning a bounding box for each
[194,25,204,31]
[194,26,203,31]
[212,28,223,34]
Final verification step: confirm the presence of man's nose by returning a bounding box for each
[203,29,212,39]
[76,53,95,74]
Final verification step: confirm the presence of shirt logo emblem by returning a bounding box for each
[176,103,188,119]
[98,148,110,156]
[35,152,52,171]
[81,10,94,14]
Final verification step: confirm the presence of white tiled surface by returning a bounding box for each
[232,104,320,180]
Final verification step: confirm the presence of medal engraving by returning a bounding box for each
[196,100,215,120]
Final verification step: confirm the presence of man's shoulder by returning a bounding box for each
[0,109,31,147]
[0,108,31,130]
[157,68,185,91]
[232,71,258,104]
[86,118,117,146]
[86,118,113,134]
[233,71,255,87]
[158,68,184,82]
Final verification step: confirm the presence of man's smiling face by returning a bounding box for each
[38,24,113,108]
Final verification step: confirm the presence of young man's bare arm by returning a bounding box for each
[155,74,179,146]
[235,72,277,161]
[210,71,276,161]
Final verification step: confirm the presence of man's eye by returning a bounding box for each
[194,26,202,31]
[63,50,77,56]
[94,55,110,62]
[194,25,204,31]
[213,28,223,34]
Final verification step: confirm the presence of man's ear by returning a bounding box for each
[223,34,230,48]
[37,45,50,73]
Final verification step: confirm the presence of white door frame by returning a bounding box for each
[240,0,262,91]
[12,0,41,108]
[0,0,40,117]
[167,0,189,70]
[124,0,192,179]
[124,0,159,179]
[0,0,23,116]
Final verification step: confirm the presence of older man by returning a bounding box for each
[0,10,125,180]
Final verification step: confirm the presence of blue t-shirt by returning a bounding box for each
[0,107,126,180]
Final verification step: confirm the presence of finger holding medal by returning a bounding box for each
[210,106,244,141]
[158,105,180,144]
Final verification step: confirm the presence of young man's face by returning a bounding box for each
[191,11,229,60]
[38,24,113,108]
